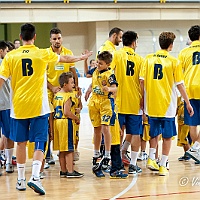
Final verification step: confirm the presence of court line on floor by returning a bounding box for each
[109,174,138,200]
[105,190,200,199]
[80,146,138,200]
[79,146,93,151]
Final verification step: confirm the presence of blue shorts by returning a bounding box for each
[10,114,49,142]
[148,117,177,138]
[184,99,200,126]
[0,109,10,138]
[118,114,142,135]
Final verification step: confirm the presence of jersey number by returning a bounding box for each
[193,52,200,65]
[22,59,33,76]
[54,106,63,119]
[126,61,135,76]
[102,115,111,123]
[153,64,163,80]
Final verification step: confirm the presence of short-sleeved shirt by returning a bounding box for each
[47,46,75,87]
[53,92,74,119]
[0,45,59,119]
[91,68,118,99]
[111,46,144,115]
[178,41,200,99]
[140,50,183,118]
[97,40,116,57]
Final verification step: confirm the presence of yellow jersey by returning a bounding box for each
[140,50,183,117]
[53,92,74,119]
[97,40,116,56]
[91,68,117,98]
[178,41,200,99]
[111,46,143,115]
[0,45,59,119]
[47,46,74,87]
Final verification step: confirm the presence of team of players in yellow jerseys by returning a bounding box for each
[0,24,200,196]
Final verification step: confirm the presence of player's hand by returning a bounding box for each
[75,118,80,125]
[75,108,81,114]
[85,88,92,101]
[81,50,93,60]
[186,103,194,117]
[102,86,110,92]
[75,86,82,97]
[52,86,61,94]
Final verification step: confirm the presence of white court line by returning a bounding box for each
[80,146,138,199]
[109,174,138,200]
[79,146,93,151]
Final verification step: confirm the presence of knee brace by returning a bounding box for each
[34,141,47,153]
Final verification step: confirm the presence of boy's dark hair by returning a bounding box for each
[109,27,123,38]
[59,72,73,88]
[90,59,95,65]
[122,31,138,46]
[159,32,176,49]
[50,27,62,37]
[7,41,15,51]
[0,40,9,51]
[188,25,200,42]
[97,51,112,64]
[14,39,20,44]
[20,23,35,41]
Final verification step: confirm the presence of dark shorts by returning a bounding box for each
[118,114,142,135]
[184,99,200,126]
[0,109,10,138]
[148,117,177,138]
[10,114,49,142]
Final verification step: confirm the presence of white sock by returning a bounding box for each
[32,160,42,180]
[160,155,168,167]
[93,150,100,158]
[191,141,200,150]
[17,163,25,180]
[5,148,14,164]
[104,150,111,159]
[130,151,139,166]
[149,148,156,160]
[122,141,130,152]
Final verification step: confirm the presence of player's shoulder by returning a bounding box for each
[62,46,73,54]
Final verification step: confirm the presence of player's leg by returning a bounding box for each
[27,114,49,195]
[126,115,142,174]
[184,100,200,162]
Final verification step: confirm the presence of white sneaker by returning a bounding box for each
[137,152,148,161]
[6,163,14,173]
[186,148,200,162]
[44,163,50,169]
[27,177,46,195]
[39,172,46,179]
[16,179,26,191]
[73,151,80,161]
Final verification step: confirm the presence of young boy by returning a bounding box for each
[53,72,83,178]
[177,97,191,161]
[88,51,118,177]
[71,87,82,162]
[140,31,193,176]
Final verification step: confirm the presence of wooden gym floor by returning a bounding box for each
[1,113,200,200]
